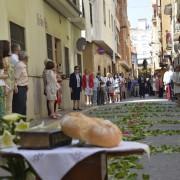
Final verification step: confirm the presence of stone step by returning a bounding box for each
[140,135,180,146]
[133,153,180,180]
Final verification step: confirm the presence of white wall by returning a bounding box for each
[131,27,152,65]
[83,0,117,52]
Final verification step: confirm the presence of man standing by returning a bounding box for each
[12,51,28,115]
[11,44,21,66]
[163,65,173,100]
[69,66,82,110]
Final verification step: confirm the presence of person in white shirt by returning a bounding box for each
[163,65,174,100]
[10,43,21,66]
[12,51,28,115]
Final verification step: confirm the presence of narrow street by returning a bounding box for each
[85,98,180,180]
[0,0,180,179]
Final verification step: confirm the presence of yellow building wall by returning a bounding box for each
[161,0,172,52]
[93,44,112,76]
[0,0,82,118]
[0,0,9,39]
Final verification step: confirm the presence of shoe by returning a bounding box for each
[56,113,62,117]
[73,108,77,111]
[50,115,57,119]
[77,108,82,111]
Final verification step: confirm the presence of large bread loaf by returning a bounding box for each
[61,112,122,147]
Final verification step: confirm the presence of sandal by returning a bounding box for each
[50,114,57,119]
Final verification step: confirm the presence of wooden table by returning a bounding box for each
[0,148,145,180]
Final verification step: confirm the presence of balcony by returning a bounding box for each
[44,0,85,29]
[119,60,131,71]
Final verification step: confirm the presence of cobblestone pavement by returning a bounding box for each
[85,97,180,180]
[1,97,180,179]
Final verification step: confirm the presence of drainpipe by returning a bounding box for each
[160,0,164,65]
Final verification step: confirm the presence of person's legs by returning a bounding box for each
[73,100,76,110]
[89,95,92,105]
[93,90,97,105]
[12,86,27,115]
[0,86,5,117]
[49,100,56,118]
[176,94,180,106]
[85,95,88,105]
[77,100,82,110]
[46,100,51,116]
[5,90,13,114]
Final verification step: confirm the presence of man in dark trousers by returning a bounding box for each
[69,66,82,110]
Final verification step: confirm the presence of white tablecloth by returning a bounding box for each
[1,141,149,180]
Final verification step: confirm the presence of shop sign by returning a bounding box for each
[97,47,105,54]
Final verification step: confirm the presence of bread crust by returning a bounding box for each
[61,112,122,147]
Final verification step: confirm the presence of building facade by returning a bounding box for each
[0,0,84,118]
[151,0,162,73]
[82,0,119,76]
[152,0,180,70]
[116,0,132,76]
[130,19,152,72]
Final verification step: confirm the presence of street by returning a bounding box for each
[86,97,180,180]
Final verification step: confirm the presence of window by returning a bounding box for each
[77,53,82,73]
[98,65,101,72]
[46,34,53,60]
[64,47,70,76]
[10,22,25,50]
[89,2,93,26]
[104,68,106,77]
[108,65,111,73]
[103,0,106,25]
[82,0,85,17]
[72,0,77,5]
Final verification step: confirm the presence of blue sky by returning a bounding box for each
[128,0,152,28]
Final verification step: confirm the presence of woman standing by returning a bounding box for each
[0,40,9,117]
[69,66,82,110]
[82,69,94,105]
[45,61,59,119]
[12,51,28,115]
[92,73,100,105]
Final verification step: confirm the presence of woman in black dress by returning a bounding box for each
[69,66,82,110]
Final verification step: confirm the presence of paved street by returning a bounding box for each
[86,97,180,180]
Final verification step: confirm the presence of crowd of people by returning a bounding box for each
[0,39,180,120]
[0,40,29,118]
[69,64,180,109]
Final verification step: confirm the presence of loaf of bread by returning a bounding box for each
[61,112,122,147]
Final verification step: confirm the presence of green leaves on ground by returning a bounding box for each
[87,102,180,180]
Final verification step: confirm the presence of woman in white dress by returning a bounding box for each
[45,61,59,119]
[172,64,180,106]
